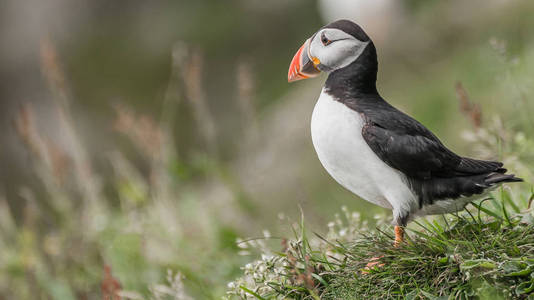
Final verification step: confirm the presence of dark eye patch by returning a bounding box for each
[321,32,332,46]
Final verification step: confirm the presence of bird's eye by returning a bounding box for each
[321,33,332,46]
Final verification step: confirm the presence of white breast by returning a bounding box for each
[310,89,418,213]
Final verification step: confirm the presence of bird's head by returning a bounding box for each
[288,20,373,82]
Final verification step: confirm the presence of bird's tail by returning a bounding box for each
[484,172,523,186]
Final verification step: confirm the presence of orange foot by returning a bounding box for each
[362,256,385,273]
[362,226,405,274]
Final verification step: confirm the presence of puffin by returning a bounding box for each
[288,20,522,246]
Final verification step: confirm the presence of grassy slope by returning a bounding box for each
[227,194,534,300]
[324,213,534,299]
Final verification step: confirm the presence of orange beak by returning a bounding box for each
[288,39,321,82]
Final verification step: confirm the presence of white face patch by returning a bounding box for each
[308,28,369,72]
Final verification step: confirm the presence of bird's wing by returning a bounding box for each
[358,100,502,179]
[362,121,461,179]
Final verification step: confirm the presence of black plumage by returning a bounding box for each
[323,20,522,214]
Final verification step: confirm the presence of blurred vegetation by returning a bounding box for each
[1,0,533,299]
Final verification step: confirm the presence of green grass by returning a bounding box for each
[324,213,534,299]
[226,195,534,300]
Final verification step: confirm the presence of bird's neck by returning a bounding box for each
[324,42,379,99]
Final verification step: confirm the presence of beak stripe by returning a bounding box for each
[288,39,321,82]
[312,57,321,67]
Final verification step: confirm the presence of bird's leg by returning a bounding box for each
[393,211,409,247]
[394,225,405,247]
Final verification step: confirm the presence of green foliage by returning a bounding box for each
[325,213,534,299]
[227,194,534,300]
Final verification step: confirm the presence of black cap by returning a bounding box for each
[323,19,371,42]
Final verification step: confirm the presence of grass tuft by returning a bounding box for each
[323,212,534,299]
[226,196,534,300]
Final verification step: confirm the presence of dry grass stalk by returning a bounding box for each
[14,104,76,215]
[163,42,189,113]
[101,265,122,300]
[40,37,69,108]
[160,42,189,133]
[40,36,102,208]
[148,270,193,300]
[0,194,16,235]
[182,48,218,155]
[112,103,172,194]
[44,140,72,183]
[14,103,50,167]
[236,59,258,138]
[286,245,318,292]
[114,103,163,161]
[455,82,482,129]
[15,103,71,184]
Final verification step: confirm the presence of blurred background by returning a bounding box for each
[1,0,533,298]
